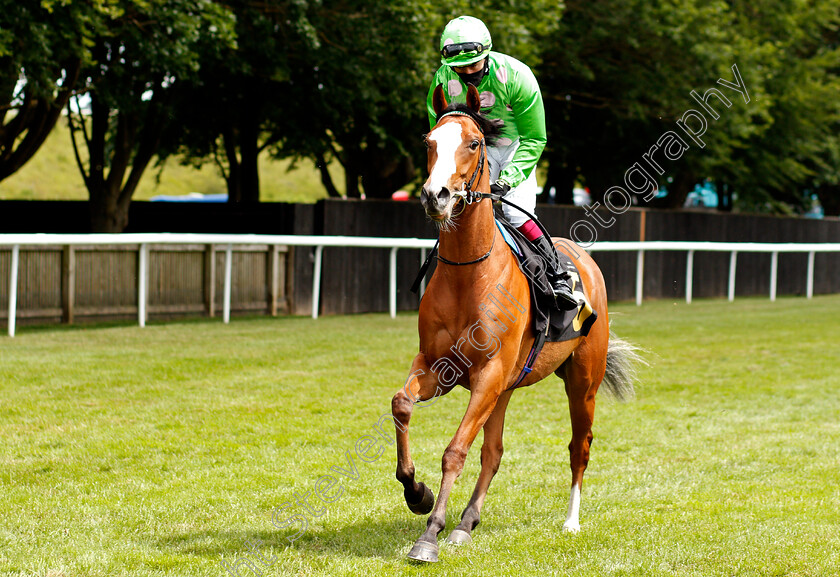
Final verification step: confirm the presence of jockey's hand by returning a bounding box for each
[490,180,510,197]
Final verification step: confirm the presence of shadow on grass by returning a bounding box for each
[154,515,424,561]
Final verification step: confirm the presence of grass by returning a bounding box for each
[0,120,342,203]
[1,296,839,576]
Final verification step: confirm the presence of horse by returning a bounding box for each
[389,84,641,563]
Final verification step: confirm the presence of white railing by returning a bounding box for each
[586,241,840,306]
[1,234,839,337]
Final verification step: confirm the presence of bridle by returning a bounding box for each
[433,110,494,266]
[412,110,556,293]
[412,111,551,294]
[436,110,487,205]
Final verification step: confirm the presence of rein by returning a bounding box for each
[410,191,550,294]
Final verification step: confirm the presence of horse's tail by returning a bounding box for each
[601,331,646,401]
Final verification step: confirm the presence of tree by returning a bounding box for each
[536,0,840,215]
[716,0,840,213]
[163,0,438,202]
[0,1,87,181]
[164,1,564,202]
[66,0,235,231]
[158,0,307,205]
[536,0,765,207]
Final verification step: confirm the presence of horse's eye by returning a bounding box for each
[423,137,431,149]
[469,140,480,150]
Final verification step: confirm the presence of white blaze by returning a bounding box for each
[427,122,463,193]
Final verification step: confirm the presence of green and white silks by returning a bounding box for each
[426,51,546,191]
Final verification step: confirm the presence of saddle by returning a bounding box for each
[494,216,597,343]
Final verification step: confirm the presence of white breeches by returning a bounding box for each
[487,141,538,228]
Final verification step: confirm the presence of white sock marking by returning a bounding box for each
[563,483,581,533]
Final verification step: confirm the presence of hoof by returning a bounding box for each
[407,540,439,563]
[445,528,472,545]
[405,483,434,515]
[563,521,581,534]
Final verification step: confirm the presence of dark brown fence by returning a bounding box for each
[1,199,839,325]
[289,200,840,315]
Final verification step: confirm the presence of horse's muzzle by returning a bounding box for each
[421,186,452,220]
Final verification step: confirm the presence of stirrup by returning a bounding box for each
[552,278,579,310]
[532,235,579,310]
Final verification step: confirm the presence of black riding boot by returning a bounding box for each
[532,235,579,310]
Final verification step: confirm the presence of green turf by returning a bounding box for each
[1,296,839,576]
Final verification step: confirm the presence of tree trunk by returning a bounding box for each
[238,96,260,204]
[337,136,362,198]
[223,92,261,205]
[315,152,342,198]
[345,168,360,198]
[89,194,131,233]
[222,125,242,202]
[815,184,840,217]
[360,148,414,199]
[717,182,733,212]
[0,58,81,181]
[72,90,169,232]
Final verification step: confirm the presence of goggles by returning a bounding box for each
[441,42,487,59]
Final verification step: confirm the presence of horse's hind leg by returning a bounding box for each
[559,340,607,533]
[446,389,513,545]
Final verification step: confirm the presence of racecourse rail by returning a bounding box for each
[2,233,839,337]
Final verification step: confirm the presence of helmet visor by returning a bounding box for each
[441,42,487,60]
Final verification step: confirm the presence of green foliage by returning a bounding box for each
[0,1,92,180]
[719,0,840,212]
[4,1,840,217]
[536,0,840,213]
[65,0,237,230]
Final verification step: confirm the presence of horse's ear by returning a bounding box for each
[433,84,448,116]
[466,84,481,113]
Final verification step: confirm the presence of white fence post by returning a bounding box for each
[7,245,19,337]
[389,247,398,319]
[138,243,148,328]
[728,251,738,302]
[635,249,645,306]
[311,245,324,319]
[223,244,233,324]
[806,251,815,299]
[769,251,778,301]
[685,249,694,304]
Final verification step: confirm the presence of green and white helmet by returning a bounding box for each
[439,16,492,66]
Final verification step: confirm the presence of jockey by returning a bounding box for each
[426,15,578,310]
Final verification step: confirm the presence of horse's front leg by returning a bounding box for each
[392,354,454,515]
[407,363,505,563]
[446,388,513,545]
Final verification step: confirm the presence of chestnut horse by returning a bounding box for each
[390,84,640,563]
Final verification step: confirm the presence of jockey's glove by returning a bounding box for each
[490,180,511,197]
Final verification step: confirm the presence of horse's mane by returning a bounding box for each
[436,103,504,147]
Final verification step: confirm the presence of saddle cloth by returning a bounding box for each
[494,217,597,343]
